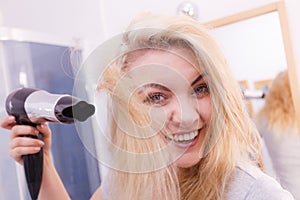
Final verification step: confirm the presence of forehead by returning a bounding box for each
[125,49,201,87]
[127,48,198,69]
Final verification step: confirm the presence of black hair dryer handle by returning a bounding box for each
[5,87,44,200]
[22,134,43,200]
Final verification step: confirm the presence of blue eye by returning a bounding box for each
[144,93,167,105]
[193,84,209,98]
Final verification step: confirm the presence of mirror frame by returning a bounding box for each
[203,1,300,132]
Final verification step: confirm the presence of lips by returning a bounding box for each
[164,130,200,148]
[165,130,198,142]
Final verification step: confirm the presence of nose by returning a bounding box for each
[168,96,199,130]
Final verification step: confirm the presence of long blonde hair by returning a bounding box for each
[98,13,262,200]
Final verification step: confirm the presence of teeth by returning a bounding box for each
[184,134,189,140]
[174,135,179,142]
[165,131,198,143]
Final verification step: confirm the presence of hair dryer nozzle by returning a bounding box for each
[55,96,95,123]
[61,101,95,122]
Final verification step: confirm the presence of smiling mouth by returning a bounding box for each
[165,130,199,144]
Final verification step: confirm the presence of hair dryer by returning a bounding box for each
[5,87,95,200]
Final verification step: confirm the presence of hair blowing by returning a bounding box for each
[98,13,263,200]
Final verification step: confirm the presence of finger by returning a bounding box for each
[36,123,52,153]
[37,123,52,138]
[9,137,44,149]
[9,146,42,164]
[11,125,39,139]
[1,116,16,130]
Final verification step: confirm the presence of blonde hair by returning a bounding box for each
[98,13,262,200]
[256,70,296,132]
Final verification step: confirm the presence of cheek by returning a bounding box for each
[148,99,177,122]
[197,97,212,122]
[148,107,168,131]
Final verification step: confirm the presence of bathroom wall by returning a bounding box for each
[1,0,299,80]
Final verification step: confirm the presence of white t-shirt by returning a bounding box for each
[227,162,295,200]
[100,161,294,199]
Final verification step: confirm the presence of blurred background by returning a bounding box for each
[0,0,299,199]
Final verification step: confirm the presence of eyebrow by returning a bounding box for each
[191,73,206,86]
[137,73,206,94]
[138,83,171,94]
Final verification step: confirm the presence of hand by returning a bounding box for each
[1,116,52,165]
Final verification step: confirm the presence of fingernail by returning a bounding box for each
[8,116,15,121]
[34,147,41,152]
[40,123,45,129]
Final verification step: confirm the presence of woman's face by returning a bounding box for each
[126,48,212,168]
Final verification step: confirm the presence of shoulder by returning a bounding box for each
[227,162,294,200]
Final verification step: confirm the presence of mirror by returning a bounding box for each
[202,1,300,129]
[202,2,300,198]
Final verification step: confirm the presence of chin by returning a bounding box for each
[175,153,201,168]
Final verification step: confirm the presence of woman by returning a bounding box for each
[1,13,294,200]
[255,70,300,199]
